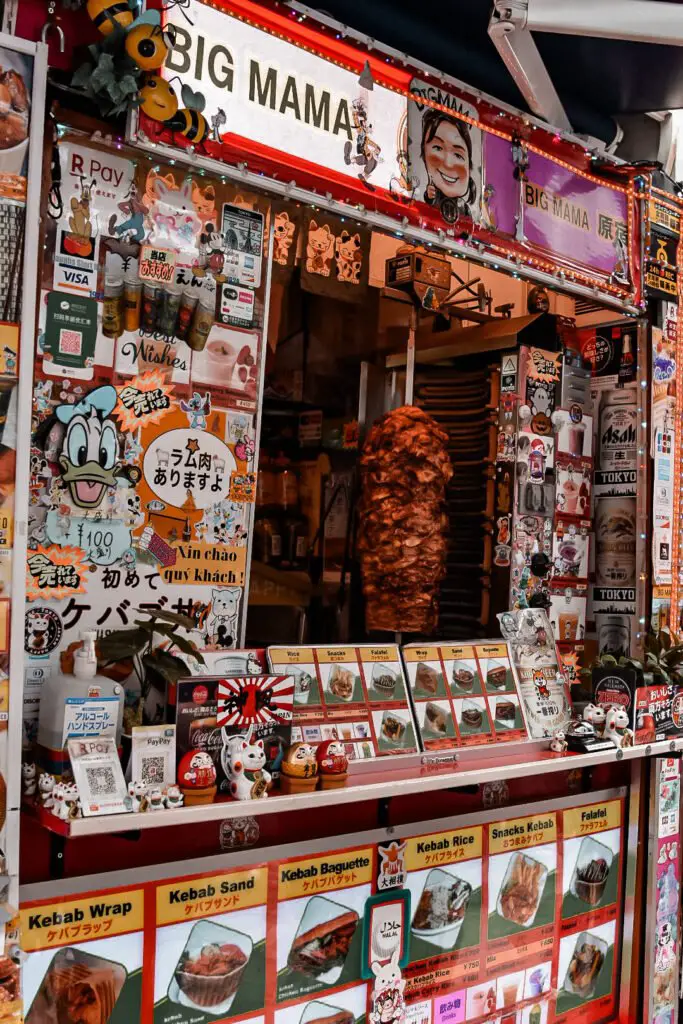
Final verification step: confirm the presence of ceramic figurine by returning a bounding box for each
[125,780,144,813]
[280,742,318,795]
[605,706,632,747]
[549,730,567,754]
[583,703,606,736]
[63,782,81,819]
[316,739,349,789]
[52,783,71,821]
[164,784,184,809]
[146,786,165,811]
[222,728,271,801]
[177,750,217,805]
[21,763,36,798]
[38,772,56,809]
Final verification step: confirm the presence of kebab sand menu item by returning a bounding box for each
[152,866,268,1024]
[267,646,417,757]
[21,886,144,1024]
[402,643,529,750]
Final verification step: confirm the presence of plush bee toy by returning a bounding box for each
[139,76,208,146]
[75,4,176,115]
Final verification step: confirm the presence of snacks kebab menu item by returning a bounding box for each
[358,406,452,633]
[268,645,417,757]
[403,642,529,749]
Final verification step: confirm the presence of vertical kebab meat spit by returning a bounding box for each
[358,406,453,633]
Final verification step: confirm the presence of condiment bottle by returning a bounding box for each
[102,275,124,338]
[187,291,215,352]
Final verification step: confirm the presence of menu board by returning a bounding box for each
[402,643,529,749]
[268,645,418,758]
[21,885,144,1024]
[399,796,624,1024]
[18,790,626,1024]
[152,866,268,1024]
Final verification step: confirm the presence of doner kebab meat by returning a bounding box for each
[358,406,452,633]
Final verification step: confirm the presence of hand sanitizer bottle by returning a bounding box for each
[37,631,125,771]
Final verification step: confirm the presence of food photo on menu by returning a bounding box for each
[562,831,620,919]
[556,920,616,1010]
[447,657,482,696]
[274,986,367,1024]
[24,945,135,1024]
[153,897,266,1022]
[406,860,482,960]
[276,883,368,1004]
[488,843,557,938]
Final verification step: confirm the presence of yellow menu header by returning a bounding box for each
[406,827,482,870]
[157,868,267,926]
[278,848,373,900]
[403,648,441,663]
[564,800,621,839]
[269,647,316,665]
[316,648,359,664]
[442,645,475,661]
[489,812,557,854]
[475,644,509,659]
[21,890,144,952]
[359,646,400,663]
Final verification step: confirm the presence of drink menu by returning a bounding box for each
[19,789,626,1024]
[402,643,529,749]
[268,645,418,758]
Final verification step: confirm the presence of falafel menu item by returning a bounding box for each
[268,645,417,757]
[402,642,528,750]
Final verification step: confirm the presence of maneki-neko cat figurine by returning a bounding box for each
[316,739,349,790]
[280,742,318,795]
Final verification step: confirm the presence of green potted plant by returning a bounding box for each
[93,607,205,731]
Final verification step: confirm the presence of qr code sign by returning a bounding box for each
[84,765,117,796]
[141,755,165,786]
[59,328,83,356]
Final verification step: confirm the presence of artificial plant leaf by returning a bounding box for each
[72,63,94,89]
[144,649,191,684]
[119,73,140,97]
[660,629,672,651]
[97,627,149,661]
[600,654,618,666]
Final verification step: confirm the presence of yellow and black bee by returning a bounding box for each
[86,0,135,36]
[165,84,208,145]
[125,22,176,70]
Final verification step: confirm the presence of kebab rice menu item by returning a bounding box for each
[402,825,483,1000]
[403,643,529,750]
[153,866,267,1024]
[276,848,373,1005]
[267,646,417,758]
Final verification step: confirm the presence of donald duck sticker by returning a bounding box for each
[56,385,123,510]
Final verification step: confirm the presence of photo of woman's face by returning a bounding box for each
[424,119,470,198]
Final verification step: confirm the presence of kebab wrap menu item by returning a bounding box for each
[26,947,126,1024]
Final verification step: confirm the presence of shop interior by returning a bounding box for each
[247,211,640,660]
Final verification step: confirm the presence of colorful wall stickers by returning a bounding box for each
[26,136,268,737]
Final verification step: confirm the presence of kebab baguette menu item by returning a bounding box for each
[267,645,418,757]
[402,642,529,750]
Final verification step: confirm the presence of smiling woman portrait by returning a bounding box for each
[420,108,477,222]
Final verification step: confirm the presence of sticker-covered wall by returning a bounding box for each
[25,136,269,740]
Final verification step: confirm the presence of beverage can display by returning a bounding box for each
[595,497,636,587]
[599,389,637,471]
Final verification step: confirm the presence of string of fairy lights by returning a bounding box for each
[129,0,643,308]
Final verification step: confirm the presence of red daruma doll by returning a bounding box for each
[316,739,348,790]
[177,750,217,805]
